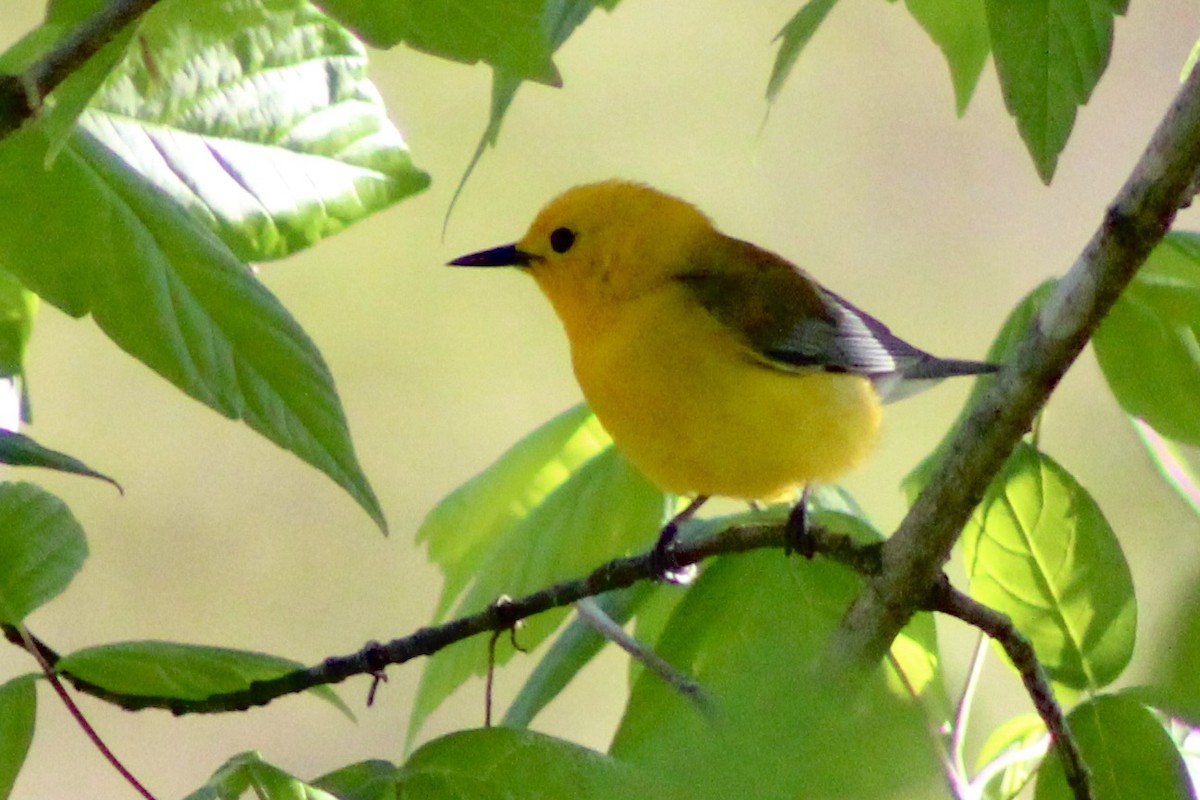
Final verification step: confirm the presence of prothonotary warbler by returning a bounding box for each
[449,180,998,573]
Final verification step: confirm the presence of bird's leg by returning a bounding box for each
[651,495,709,582]
[784,485,815,558]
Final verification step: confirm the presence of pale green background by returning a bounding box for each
[1,2,1199,798]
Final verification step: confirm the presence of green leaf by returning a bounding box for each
[397,728,682,800]
[0,430,119,490]
[419,404,605,618]
[975,713,1048,800]
[409,438,667,744]
[765,0,839,104]
[39,6,137,160]
[1130,417,1200,518]
[1184,36,1200,82]
[84,0,430,262]
[983,0,1126,182]
[0,482,87,624]
[0,674,36,800]
[312,760,401,800]
[1094,232,1200,446]
[0,270,36,381]
[963,443,1135,691]
[905,0,989,115]
[445,1,609,225]
[58,641,352,718]
[318,0,560,84]
[1034,694,1193,800]
[1141,575,1200,726]
[185,751,341,800]
[610,551,939,800]
[503,583,655,729]
[0,126,386,532]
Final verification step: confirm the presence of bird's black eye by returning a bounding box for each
[549,227,576,254]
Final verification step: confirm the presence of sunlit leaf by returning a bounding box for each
[86,0,430,262]
[963,443,1135,691]
[975,712,1048,800]
[417,404,604,619]
[409,420,666,744]
[185,751,341,800]
[0,125,387,531]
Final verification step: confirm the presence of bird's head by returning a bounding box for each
[449,180,714,334]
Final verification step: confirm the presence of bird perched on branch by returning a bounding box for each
[449,180,997,574]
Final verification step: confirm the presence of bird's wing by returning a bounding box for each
[677,235,928,379]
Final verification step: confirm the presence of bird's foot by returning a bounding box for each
[650,496,708,584]
[783,488,816,559]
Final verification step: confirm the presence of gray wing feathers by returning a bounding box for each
[762,287,997,403]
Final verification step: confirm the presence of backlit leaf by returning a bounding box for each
[963,443,1134,691]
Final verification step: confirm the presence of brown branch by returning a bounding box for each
[0,0,161,139]
[4,515,1084,793]
[0,518,861,715]
[830,59,1200,673]
[927,578,1091,800]
[10,623,157,800]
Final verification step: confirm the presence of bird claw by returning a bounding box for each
[650,532,697,584]
[784,495,816,559]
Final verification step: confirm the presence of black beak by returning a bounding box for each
[447,243,533,268]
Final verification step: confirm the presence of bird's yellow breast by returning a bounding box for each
[565,282,882,500]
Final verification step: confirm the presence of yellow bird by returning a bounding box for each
[449,180,997,571]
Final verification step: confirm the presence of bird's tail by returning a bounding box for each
[904,356,1000,381]
[876,356,999,403]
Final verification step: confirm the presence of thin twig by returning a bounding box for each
[886,649,964,800]
[928,579,1091,800]
[574,597,710,712]
[484,629,500,727]
[12,623,157,800]
[0,518,859,715]
[968,734,1050,799]
[3,512,1085,799]
[951,631,989,781]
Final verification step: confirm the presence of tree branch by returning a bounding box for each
[928,578,1090,800]
[5,516,1087,795]
[829,59,1200,673]
[0,0,160,139]
[3,519,853,715]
